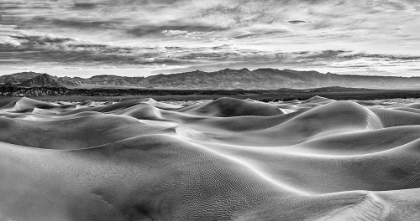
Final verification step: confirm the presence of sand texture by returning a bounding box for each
[0,96,420,221]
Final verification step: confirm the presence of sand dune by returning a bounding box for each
[183,97,283,117]
[0,96,420,220]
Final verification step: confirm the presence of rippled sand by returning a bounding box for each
[0,96,420,220]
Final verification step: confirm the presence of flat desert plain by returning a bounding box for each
[0,96,420,221]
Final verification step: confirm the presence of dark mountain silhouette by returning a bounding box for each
[20,74,63,87]
[2,69,420,89]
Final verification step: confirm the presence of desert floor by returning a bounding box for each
[0,96,419,220]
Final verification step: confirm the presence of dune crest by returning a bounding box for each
[0,96,419,220]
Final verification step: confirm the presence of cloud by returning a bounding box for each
[288,20,306,24]
[162,30,189,37]
[73,2,97,10]
[1,29,420,77]
[0,32,167,66]
[1,0,420,76]
[127,24,225,37]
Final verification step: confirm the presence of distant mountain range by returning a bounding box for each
[1,69,420,89]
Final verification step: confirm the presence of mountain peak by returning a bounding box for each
[20,74,63,87]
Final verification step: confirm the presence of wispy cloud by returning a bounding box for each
[1,0,420,76]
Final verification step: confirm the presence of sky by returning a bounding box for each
[1,0,420,77]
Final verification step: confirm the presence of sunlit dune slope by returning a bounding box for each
[0,96,420,220]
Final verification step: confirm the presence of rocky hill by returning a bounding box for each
[0,71,42,84]
[20,74,63,88]
[2,69,420,90]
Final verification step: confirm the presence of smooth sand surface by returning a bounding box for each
[0,96,420,220]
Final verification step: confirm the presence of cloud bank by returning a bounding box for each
[1,0,420,76]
